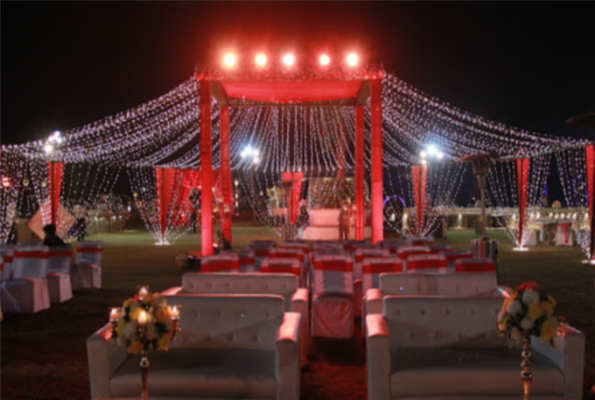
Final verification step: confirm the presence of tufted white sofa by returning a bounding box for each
[364,271,502,321]
[168,273,309,367]
[87,294,302,400]
[366,296,584,399]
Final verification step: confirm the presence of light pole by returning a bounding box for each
[418,145,444,235]
[241,146,260,223]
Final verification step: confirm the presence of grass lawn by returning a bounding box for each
[1,225,593,400]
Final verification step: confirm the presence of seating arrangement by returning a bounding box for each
[406,234,434,246]
[72,241,103,290]
[454,257,496,272]
[343,239,373,253]
[246,240,276,261]
[440,248,474,267]
[366,296,584,399]
[47,245,74,303]
[269,247,307,286]
[364,270,501,318]
[427,243,452,254]
[395,245,430,260]
[171,272,309,367]
[405,254,447,271]
[261,257,302,277]
[201,253,240,273]
[237,249,256,272]
[310,254,354,338]
[378,240,405,255]
[88,295,302,400]
[1,244,51,314]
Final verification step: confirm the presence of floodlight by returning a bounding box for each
[255,54,267,66]
[319,54,330,66]
[223,53,236,67]
[419,150,427,159]
[282,54,295,66]
[346,53,358,66]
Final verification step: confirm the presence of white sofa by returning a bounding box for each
[364,271,501,319]
[167,272,309,367]
[87,294,301,400]
[366,296,584,399]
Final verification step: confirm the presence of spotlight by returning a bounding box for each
[44,143,54,155]
[419,150,427,159]
[223,53,236,67]
[282,54,295,66]
[346,53,358,66]
[436,151,444,160]
[255,54,267,66]
[319,54,330,66]
[427,145,438,156]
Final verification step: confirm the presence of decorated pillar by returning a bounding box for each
[587,144,594,261]
[48,162,63,225]
[516,158,530,248]
[155,167,175,245]
[282,172,304,225]
[370,79,384,244]
[412,164,428,236]
[336,115,347,180]
[220,106,232,243]
[355,106,365,240]
[200,81,213,256]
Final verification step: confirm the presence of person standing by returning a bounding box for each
[338,201,350,243]
[42,224,66,247]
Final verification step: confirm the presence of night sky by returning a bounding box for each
[3,2,594,146]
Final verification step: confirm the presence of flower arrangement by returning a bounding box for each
[110,286,180,354]
[497,282,559,346]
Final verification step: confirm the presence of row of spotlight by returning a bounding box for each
[222,53,359,68]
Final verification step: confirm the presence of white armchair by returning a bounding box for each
[87,295,301,400]
[170,272,309,367]
[366,296,584,399]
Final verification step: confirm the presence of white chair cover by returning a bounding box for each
[0,244,14,281]
[378,240,405,254]
[201,253,240,273]
[396,245,431,260]
[2,244,51,314]
[354,248,390,279]
[48,245,73,274]
[555,221,573,246]
[70,263,101,290]
[428,243,453,254]
[237,249,256,272]
[13,245,49,279]
[361,258,404,293]
[406,234,434,246]
[311,254,353,338]
[47,245,74,303]
[260,257,301,277]
[75,241,104,265]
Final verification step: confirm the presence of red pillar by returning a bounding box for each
[586,144,594,261]
[370,79,384,244]
[355,106,365,240]
[155,167,175,244]
[48,162,63,225]
[412,164,428,236]
[220,106,232,244]
[516,158,530,248]
[200,81,213,255]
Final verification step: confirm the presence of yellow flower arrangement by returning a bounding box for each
[111,289,178,354]
[496,282,560,347]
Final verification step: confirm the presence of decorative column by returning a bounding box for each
[220,106,232,244]
[200,81,213,256]
[155,167,175,245]
[516,157,530,249]
[587,143,594,262]
[355,106,365,240]
[411,164,428,236]
[370,79,384,244]
[48,161,64,225]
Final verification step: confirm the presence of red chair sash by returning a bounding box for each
[261,265,301,276]
[78,247,103,253]
[14,251,49,259]
[201,259,240,272]
[313,260,352,272]
[455,260,495,272]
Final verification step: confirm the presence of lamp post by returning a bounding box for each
[241,146,260,223]
[418,145,444,235]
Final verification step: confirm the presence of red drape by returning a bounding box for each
[220,106,232,242]
[155,167,175,243]
[200,81,213,255]
[370,79,384,244]
[586,144,594,260]
[282,172,304,225]
[355,106,365,240]
[48,162,63,225]
[412,164,428,236]
[516,158,530,247]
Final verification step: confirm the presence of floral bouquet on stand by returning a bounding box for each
[497,282,559,399]
[109,286,181,400]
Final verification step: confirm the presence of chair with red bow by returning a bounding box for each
[440,249,474,267]
[396,245,431,261]
[378,240,406,255]
[310,254,354,338]
[454,258,496,273]
[201,253,240,273]
[260,257,302,279]
[1,244,51,314]
[269,248,307,287]
[72,241,103,290]
[406,254,448,271]
[428,243,453,254]
[238,249,256,272]
[47,245,74,303]
[406,234,435,246]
